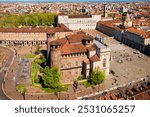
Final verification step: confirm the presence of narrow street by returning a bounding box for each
[0,46,15,100]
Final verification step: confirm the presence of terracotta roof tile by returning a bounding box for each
[83,58,90,64]
[99,96,104,100]
[61,43,86,55]
[110,93,118,100]
[68,15,92,18]
[127,27,148,37]
[51,24,72,32]
[87,44,97,51]
[50,32,95,55]
[90,54,100,62]
[66,33,94,44]
[0,28,55,34]
[66,34,84,43]
[50,38,67,46]
[97,20,122,31]
[104,94,111,100]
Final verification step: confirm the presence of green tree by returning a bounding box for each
[32,15,39,26]
[35,55,46,64]
[89,67,106,85]
[0,13,56,28]
[42,66,61,89]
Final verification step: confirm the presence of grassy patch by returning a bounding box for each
[77,75,86,81]
[31,62,40,85]
[24,54,36,59]
[33,83,42,87]
[81,81,93,87]
[43,85,68,93]
[16,84,26,93]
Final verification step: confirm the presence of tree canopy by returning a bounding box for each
[89,67,106,85]
[42,66,61,89]
[0,13,56,28]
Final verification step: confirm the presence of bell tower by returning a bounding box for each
[123,14,132,28]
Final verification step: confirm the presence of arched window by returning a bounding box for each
[103,58,106,67]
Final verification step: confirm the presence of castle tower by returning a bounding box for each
[49,42,61,68]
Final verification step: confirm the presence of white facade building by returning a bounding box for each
[57,14,101,30]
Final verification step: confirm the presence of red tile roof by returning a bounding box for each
[66,33,94,44]
[104,94,111,100]
[97,20,122,31]
[0,28,55,34]
[66,34,84,43]
[127,27,148,37]
[110,93,118,100]
[50,38,67,46]
[87,44,97,51]
[68,15,92,19]
[50,32,95,55]
[51,24,72,32]
[99,96,104,100]
[83,58,90,64]
[61,43,86,55]
[90,54,100,62]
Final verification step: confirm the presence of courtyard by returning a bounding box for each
[106,36,150,86]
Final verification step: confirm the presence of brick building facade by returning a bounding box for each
[47,32,110,83]
[0,28,55,46]
[0,24,72,46]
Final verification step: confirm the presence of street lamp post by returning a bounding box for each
[121,30,124,44]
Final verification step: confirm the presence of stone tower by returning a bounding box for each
[49,42,61,68]
[123,14,132,28]
[103,4,108,17]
